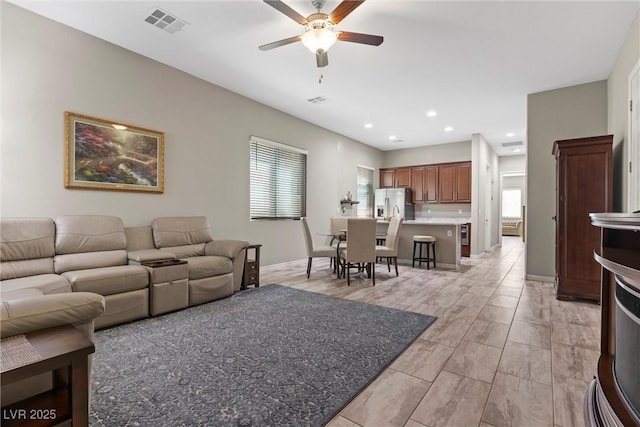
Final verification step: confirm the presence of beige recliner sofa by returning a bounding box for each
[502,217,523,236]
[127,216,249,306]
[0,217,105,406]
[53,215,149,329]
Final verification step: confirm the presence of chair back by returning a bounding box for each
[300,217,314,256]
[386,217,404,253]
[330,217,348,234]
[345,218,376,263]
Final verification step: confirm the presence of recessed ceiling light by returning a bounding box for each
[389,135,397,140]
[506,132,515,137]
[364,123,373,128]
[444,126,453,132]
[512,148,521,152]
[426,111,437,117]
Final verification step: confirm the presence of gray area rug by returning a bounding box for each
[89,284,436,426]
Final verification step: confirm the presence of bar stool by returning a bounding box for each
[375,236,386,263]
[413,235,436,269]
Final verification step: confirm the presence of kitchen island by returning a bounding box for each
[377,217,470,269]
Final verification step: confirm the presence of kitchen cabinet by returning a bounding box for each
[380,169,395,188]
[411,165,438,203]
[439,162,471,203]
[553,135,612,302]
[380,167,412,188]
[455,162,471,202]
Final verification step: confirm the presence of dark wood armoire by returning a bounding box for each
[552,135,613,302]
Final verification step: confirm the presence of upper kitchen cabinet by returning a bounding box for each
[439,162,471,203]
[411,165,438,203]
[380,167,412,188]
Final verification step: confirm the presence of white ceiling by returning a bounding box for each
[9,0,639,155]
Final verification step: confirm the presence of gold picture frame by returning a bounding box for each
[65,111,164,193]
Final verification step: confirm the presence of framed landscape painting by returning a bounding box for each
[65,112,165,193]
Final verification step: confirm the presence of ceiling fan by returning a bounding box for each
[259,0,383,68]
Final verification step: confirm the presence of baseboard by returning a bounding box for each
[525,274,555,283]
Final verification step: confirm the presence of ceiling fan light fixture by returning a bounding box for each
[301,27,338,54]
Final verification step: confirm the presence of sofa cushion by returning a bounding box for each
[54,250,128,274]
[151,216,213,248]
[54,215,127,255]
[61,265,148,296]
[161,244,206,259]
[1,217,56,278]
[183,256,233,280]
[0,274,71,295]
[124,226,155,252]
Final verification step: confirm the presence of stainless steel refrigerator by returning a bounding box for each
[375,188,415,220]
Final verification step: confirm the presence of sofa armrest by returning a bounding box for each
[127,249,176,264]
[204,240,249,259]
[1,292,105,338]
[205,240,249,292]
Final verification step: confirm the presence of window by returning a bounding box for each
[356,166,374,218]
[250,136,307,220]
[502,188,522,218]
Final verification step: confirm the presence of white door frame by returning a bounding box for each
[629,60,639,212]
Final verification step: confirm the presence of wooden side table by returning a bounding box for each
[241,244,262,290]
[1,325,95,426]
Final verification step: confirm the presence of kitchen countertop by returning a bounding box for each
[379,217,471,225]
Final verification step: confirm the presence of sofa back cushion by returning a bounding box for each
[125,226,155,251]
[151,217,213,253]
[1,218,56,279]
[54,215,127,273]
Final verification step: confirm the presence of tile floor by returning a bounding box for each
[260,236,601,427]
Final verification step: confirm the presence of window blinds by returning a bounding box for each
[250,137,307,220]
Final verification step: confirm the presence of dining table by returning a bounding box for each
[318,229,387,278]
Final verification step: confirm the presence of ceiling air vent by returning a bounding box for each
[501,141,523,148]
[144,8,188,34]
[307,96,330,105]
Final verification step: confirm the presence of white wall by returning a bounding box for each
[608,12,639,212]
[471,134,499,256]
[0,3,383,266]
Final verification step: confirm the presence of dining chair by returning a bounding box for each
[301,217,336,278]
[375,217,404,276]
[338,218,377,286]
[329,216,348,246]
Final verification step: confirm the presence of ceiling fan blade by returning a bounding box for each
[316,51,328,68]
[263,0,308,25]
[329,0,365,24]
[259,35,302,51]
[338,31,383,46]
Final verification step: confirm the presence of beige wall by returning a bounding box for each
[0,3,383,266]
[608,12,639,212]
[526,9,639,280]
[526,81,608,279]
[381,141,472,168]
